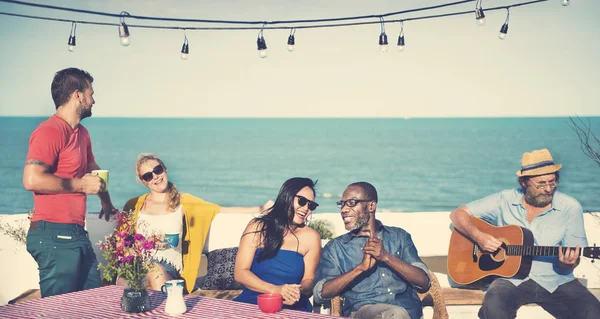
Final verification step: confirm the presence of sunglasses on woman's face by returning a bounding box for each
[295,195,319,211]
[140,164,165,182]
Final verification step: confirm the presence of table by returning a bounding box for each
[0,285,340,318]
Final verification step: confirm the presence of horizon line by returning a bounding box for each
[1,115,600,119]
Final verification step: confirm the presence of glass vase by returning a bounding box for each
[121,278,150,313]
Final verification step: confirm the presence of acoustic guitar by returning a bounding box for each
[447,216,599,286]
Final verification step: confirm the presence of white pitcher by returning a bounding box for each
[161,279,186,316]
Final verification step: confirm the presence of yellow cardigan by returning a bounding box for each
[123,193,220,293]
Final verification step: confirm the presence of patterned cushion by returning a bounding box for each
[200,247,242,290]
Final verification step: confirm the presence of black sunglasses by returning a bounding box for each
[336,199,372,208]
[296,195,319,211]
[140,164,165,182]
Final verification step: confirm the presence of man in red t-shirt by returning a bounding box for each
[23,68,117,298]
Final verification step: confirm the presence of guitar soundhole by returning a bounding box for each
[479,253,505,271]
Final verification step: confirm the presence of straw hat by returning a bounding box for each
[516,148,562,177]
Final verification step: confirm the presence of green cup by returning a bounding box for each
[92,169,109,192]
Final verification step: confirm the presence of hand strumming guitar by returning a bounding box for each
[474,230,503,253]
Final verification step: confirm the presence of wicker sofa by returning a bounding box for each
[194,213,450,317]
[191,271,447,318]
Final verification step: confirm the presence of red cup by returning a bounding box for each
[257,293,283,314]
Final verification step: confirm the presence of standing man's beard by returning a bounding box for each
[77,104,92,119]
[524,187,555,207]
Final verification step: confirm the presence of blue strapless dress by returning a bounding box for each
[234,248,312,312]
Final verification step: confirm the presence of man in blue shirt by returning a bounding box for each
[450,148,600,319]
[313,182,430,319]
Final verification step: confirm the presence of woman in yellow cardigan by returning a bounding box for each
[121,153,272,293]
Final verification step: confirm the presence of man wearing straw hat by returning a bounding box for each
[450,148,600,319]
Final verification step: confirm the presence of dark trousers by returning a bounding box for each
[479,278,600,319]
[26,220,101,298]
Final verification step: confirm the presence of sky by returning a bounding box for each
[0,0,598,118]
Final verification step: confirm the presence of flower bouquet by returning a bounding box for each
[98,210,159,313]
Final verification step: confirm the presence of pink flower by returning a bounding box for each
[118,255,133,264]
[97,209,161,290]
[141,241,154,250]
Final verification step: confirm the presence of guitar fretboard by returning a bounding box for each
[506,245,578,257]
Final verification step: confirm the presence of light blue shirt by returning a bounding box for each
[466,188,587,293]
[313,220,430,319]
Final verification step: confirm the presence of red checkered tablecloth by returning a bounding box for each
[0,285,340,319]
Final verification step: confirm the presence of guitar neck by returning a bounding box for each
[506,245,578,257]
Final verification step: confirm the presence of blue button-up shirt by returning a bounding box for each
[313,220,430,319]
[466,188,588,293]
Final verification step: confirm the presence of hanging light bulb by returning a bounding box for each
[498,8,510,40]
[119,23,130,46]
[378,18,388,53]
[498,23,509,40]
[257,36,268,58]
[475,8,486,26]
[287,35,295,51]
[397,35,405,52]
[67,22,76,52]
[257,27,268,58]
[119,11,131,46]
[68,35,76,52]
[180,34,189,60]
[561,0,570,6]
[475,0,486,26]
[397,21,406,52]
[287,28,296,52]
[379,33,389,53]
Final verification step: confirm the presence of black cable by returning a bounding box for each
[0,1,550,31]
[0,0,478,25]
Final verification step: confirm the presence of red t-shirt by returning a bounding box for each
[26,115,95,226]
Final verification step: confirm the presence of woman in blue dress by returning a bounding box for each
[234,177,322,311]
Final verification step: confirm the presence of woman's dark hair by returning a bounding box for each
[254,177,317,262]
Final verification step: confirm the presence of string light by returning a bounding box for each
[119,11,131,46]
[287,28,295,52]
[475,0,486,26]
[498,8,510,40]
[257,25,267,58]
[180,31,189,60]
[378,17,388,53]
[397,21,406,52]
[0,0,566,58]
[67,22,76,52]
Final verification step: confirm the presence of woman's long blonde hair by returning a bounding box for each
[135,153,181,212]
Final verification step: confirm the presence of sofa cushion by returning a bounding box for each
[200,247,242,290]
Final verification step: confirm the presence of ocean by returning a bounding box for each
[1,117,599,215]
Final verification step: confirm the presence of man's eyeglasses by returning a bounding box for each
[528,180,559,190]
[296,195,319,211]
[336,199,372,208]
[140,164,165,182]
